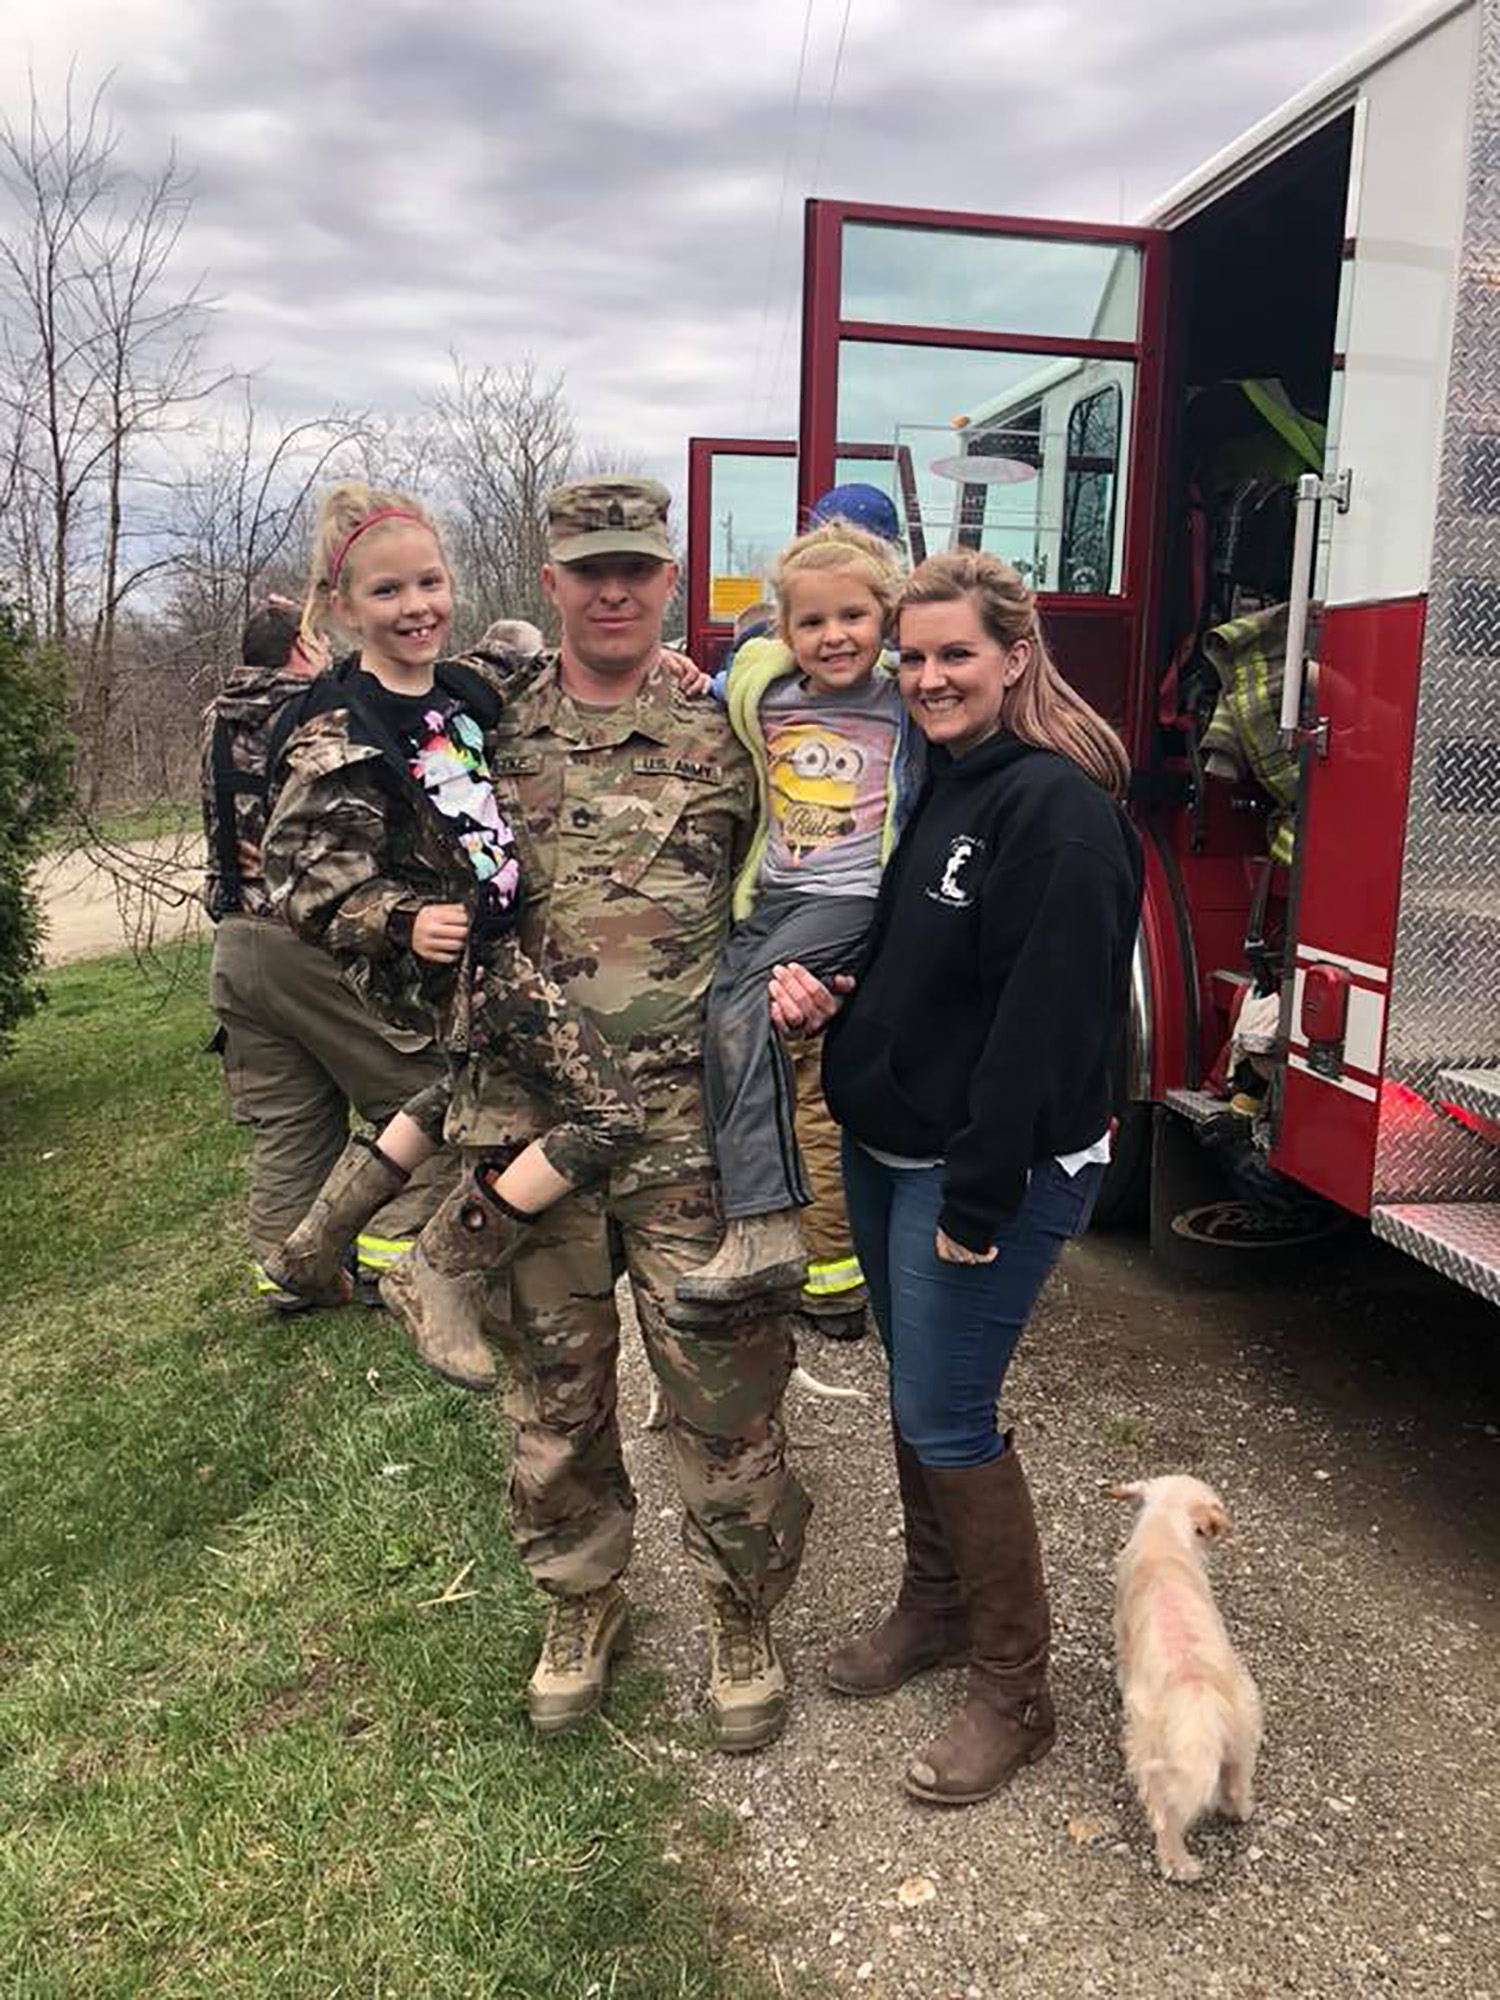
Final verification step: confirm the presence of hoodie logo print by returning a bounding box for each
[928,834,983,909]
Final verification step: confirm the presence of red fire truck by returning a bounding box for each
[685,0,1500,1303]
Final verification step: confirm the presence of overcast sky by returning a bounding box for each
[4,0,1422,504]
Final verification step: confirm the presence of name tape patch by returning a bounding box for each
[632,755,721,783]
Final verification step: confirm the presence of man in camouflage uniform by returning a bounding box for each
[449,476,809,1752]
[202,600,455,1302]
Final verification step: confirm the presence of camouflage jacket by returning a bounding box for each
[445,650,756,1185]
[200,663,322,922]
[261,649,538,1042]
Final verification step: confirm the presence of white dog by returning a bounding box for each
[1112,1475,1263,1882]
[644,1363,867,1431]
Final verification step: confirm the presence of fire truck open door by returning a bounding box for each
[795,202,1171,766]
[793,200,1176,1162]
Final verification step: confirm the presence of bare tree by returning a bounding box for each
[0,386,47,619]
[167,385,372,686]
[425,354,577,633]
[0,71,227,801]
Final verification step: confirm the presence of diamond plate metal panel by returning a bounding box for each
[1437,1065,1500,1122]
[1374,5,1500,1203]
[1165,1088,1229,1127]
[1370,1202,1500,1303]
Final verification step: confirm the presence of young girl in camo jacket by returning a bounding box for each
[262,481,645,1392]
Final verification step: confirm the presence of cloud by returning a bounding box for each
[4,0,1423,504]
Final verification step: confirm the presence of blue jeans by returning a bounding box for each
[842,1138,1103,1469]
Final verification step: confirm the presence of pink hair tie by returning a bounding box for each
[327,507,427,587]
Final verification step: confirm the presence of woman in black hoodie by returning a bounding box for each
[770,550,1142,1807]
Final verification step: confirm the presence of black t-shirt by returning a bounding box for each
[351,669,522,921]
[354,670,439,753]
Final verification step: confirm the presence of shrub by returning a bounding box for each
[0,598,74,1055]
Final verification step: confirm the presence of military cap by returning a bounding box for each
[546,476,674,564]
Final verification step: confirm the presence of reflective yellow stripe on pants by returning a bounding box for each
[801,1254,864,1299]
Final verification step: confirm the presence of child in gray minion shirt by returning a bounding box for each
[675,515,921,1311]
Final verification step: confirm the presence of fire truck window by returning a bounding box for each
[1059,385,1123,594]
[833,455,897,504]
[837,340,1133,591]
[841,224,1140,342]
[708,454,797,591]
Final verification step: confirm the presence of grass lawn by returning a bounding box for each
[0,945,782,2000]
[44,800,198,853]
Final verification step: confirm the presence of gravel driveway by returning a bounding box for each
[34,834,204,966]
[612,1228,1500,1998]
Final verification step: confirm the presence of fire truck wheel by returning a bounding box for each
[1090,1104,1152,1231]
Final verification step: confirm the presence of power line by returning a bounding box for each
[764,0,856,433]
[747,0,817,433]
[809,0,856,198]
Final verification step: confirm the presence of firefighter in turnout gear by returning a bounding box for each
[201,599,456,1304]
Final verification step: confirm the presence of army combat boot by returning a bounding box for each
[675,1210,807,1306]
[527,1583,632,1734]
[379,1164,535,1393]
[262,1135,409,1306]
[705,1587,787,1753]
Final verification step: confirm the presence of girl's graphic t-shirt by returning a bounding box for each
[759,672,903,900]
[356,674,521,918]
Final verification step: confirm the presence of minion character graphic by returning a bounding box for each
[768,726,868,865]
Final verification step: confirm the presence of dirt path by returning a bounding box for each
[612,1231,1500,1998]
[35,835,205,966]
[36,829,1497,1991]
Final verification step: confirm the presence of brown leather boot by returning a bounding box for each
[824,1427,969,1696]
[903,1442,1055,1805]
[380,1164,534,1393]
[263,1135,408,1305]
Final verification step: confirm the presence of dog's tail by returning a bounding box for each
[790,1363,868,1405]
[1149,1684,1237,1822]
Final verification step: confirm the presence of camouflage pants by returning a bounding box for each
[465,930,645,1188]
[478,1159,811,1610]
